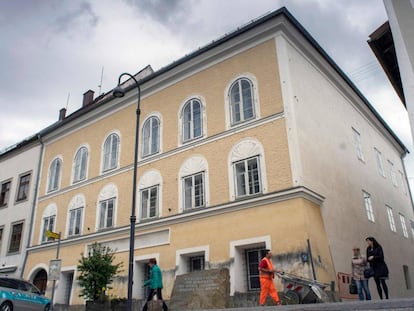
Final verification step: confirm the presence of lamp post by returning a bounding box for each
[113,73,141,311]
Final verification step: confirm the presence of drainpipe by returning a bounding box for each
[21,134,44,278]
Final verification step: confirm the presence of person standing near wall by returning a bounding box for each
[142,258,168,311]
[258,249,282,306]
[366,237,389,299]
[351,246,371,300]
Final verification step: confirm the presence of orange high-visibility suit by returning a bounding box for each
[259,256,281,305]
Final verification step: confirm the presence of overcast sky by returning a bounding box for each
[1,0,413,181]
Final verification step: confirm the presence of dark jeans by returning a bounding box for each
[374,277,389,299]
[355,279,371,300]
[142,288,168,311]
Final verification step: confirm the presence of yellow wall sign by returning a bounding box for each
[45,230,60,239]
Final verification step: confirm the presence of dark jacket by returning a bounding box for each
[367,245,389,278]
[144,264,163,289]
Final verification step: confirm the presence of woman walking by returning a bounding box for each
[351,246,371,300]
[366,237,389,299]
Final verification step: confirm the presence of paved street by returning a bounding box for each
[184,298,414,311]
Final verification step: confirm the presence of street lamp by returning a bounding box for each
[113,73,141,311]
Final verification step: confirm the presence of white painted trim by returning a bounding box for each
[175,245,210,275]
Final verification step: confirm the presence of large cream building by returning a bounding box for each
[21,7,414,306]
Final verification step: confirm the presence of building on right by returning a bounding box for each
[368,0,414,141]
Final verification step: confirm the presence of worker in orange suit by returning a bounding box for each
[259,249,282,306]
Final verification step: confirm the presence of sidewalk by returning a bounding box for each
[183,298,414,311]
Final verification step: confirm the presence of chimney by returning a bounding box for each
[82,90,95,107]
[59,108,66,121]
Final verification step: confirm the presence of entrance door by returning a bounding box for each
[32,269,47,295]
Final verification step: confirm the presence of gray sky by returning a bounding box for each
[1,0,412,181]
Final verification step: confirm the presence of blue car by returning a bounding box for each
[0,277,51,311]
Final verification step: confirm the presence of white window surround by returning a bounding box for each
[400,171,407,195]
[66,194,85,238]
[400,213,409,238]
[178,156,210,212]
[229,235,271,295]
[228,138,267,201]
[39,203,57,244]
[386,205,397,232]
[178,95,207,146]
[96,183,118,231]
[72,145,90,184]
[352,128,364,162]
[388,160,398,187]
[176,245,209,275]
[224,73,260,130]
[374,148,385,177]
[141,112,162,158]
[138,169,163,220]
[363,191,375,223]
[47,156,63,193]
[101,131,121,173]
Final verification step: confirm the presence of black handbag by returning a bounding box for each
[364,266,375,278]
[349,279,358,295]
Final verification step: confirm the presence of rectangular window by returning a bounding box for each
[245,248,266,291]
[234,157,261,198]
[352,128,364,161]
[386,205,396,232]
[363,191,375,222]
[388,160,398,187]
[411,221,414,239]
[99,198,114,229]
[400,214,408,238]
[68,208,82,236]
[16,173,31,202]
[141,186,158,219]
[8,222,23,253]
[183,172,205,210]
[374,148,385,177]
[189,255,205,272]
[0,180,11,207]
[42,216,56,242]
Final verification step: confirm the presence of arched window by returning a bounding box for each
[67,195,85,237]
[40,204,57,243]
[102,133,119,172]
[138,170,162,220]
[229,78,255,125]
[182,98,203,142]
[142,116,160,157]
[97,184,118,230]
[73,146,88,183]
[228,139,267,200]
[178,156,209,212]
[47,158,62,193]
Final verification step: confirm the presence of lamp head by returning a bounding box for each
[113,85,125,98]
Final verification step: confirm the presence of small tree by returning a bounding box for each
[77,242,123,301]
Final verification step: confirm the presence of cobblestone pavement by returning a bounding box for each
[183,298,414,311]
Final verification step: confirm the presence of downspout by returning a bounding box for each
[21,134,44,278]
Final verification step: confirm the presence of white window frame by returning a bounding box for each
[388,160,398,187]
[363,191,375,222]
[352,128,364,161]
[176,246,209,276]
[224,73,260,129]
[400,213,408,238]
[47,157,62,193]
[40,204,57,243]
[182,98,203,142]
[233,156,262,198]
[182,172,205,210]
[0,180,11,207]
[16,172,31,202]
[229,78,255,125]
[386,205,396,232]
[68,207,83,237]
[178,156,210,213]
[99,198,115,230]
[374,148,385,177]
[140,185,159,219]
[102,133,120,172]
[73,146,88,183]
[42,215,56,243]
[399,171,407,195]
[142,116,160,157]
